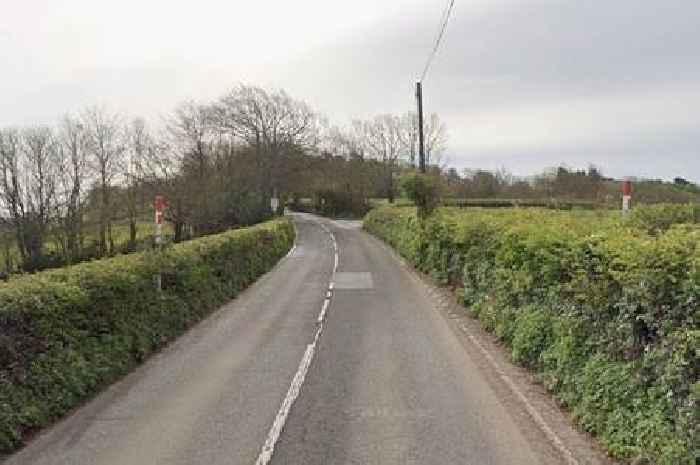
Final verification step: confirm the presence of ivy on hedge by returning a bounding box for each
[364,206,698,465]
[0,219,294,454]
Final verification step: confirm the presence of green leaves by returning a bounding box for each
[364,206,698,464]
[0,219,294,454]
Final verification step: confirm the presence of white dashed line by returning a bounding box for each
[254,218,338,465]
[317,299,330,324]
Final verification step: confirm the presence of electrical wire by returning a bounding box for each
[420,0,456,83]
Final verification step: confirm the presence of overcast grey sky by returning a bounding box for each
[1,0,699,181]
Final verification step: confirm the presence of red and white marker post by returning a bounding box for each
[154,195,167,291]
[154,195,166,246]
[621,180,632,215]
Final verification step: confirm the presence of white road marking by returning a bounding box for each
[403,262,581,465]
[254,219,338,465]
[317,299,330,324]
[458,326,580,465]
[284,244,297,259]
[254,332,320,465]
[369,234,581,465]
[284,219,299,259]
[333,272,374,290]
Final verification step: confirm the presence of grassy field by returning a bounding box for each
[368,197,604,210]
[1,220,175,275]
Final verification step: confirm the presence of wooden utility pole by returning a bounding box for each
[416,81,426,173]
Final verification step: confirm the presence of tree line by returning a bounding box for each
[0,84,446,274]
[441,165,700,204]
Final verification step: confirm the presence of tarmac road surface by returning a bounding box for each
[5,213,597,465]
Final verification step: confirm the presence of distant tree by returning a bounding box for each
[82,106,125,256]
[212,84,319,210]
[423,113,448,167]
[0,126,59,269]
[358,115,403,203]
[56,114,89,262]
[165,101,215,236]
[123,117,152,249]
[0,128,26,262]
[22,126,58,267]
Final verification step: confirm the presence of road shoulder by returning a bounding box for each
[362,228,618,465]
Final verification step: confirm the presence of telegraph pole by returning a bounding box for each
[416,81,426,173]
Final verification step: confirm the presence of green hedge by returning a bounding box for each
[364,207,698,464]
[0,219,294,454]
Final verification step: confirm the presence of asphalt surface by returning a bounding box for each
[5,213,576,465]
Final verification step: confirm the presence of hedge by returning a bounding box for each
[0,219,294,454]
[364,206,698,464]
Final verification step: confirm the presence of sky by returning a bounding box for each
[1,0,699,182]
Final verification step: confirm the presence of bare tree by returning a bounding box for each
[397,112,447,168]
[398,112,419,168]
[212,84,319,207]
[165,100,214,236]
[22,126,58,264]
[0,128,26,262]
[424,113,448,167]
[358,115,403,203]
[124,117,152,249]
[82,106,125,256]
[0,127,58,268]
[56,114,89,262]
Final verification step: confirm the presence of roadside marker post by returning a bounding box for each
[154,195,167,292]
[621,180,632,215]
[270,188,280,216]
[155,195,165,246]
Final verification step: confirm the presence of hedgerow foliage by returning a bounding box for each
[0,219,294,454]
[364,206,698,464]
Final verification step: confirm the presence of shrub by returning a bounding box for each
[0,219,294,453]
[626,203,699,235]
[511,306,554,368]
[312,190,369,218]
[364,206,698,464]
[400,172,441,217]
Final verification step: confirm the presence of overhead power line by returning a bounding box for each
[420,0,456,83]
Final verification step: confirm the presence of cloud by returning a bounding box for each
[1,0,698,181]
[278,0,700,180]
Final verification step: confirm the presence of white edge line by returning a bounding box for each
[284,244,297,259]
[284,219,299,259]
[405,271,580,465]
[461,328,579,465]
[369,233,580,465]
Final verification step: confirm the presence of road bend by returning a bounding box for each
[6,213,567,465]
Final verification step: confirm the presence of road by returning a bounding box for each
[5,213,583,465]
